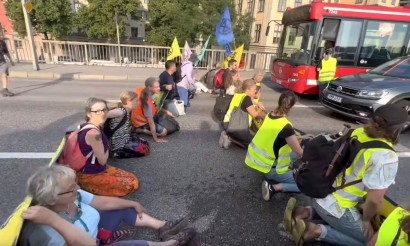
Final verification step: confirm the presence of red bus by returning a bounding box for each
[272,1,410,94]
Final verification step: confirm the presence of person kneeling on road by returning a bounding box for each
[286,104,408,246]
[107,91,150,158]
[245,91,309,199]
[132,77,171,143]
[219,79,266,149]
[19,165,197,246]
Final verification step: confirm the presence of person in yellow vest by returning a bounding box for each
[251,70,264,103]
[287,104,408,246]
[368,207,410,246]
[132,77,173,143]
[317,48,337,98]
[245,91,305,200]
[219,79,266,149]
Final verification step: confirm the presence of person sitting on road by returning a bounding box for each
[159,60,179,117]
[19,165,197,246]
[75,97,139,197]
[287,104,408,246]
[107,91,150,158]
[177,54,198,108]
[219,79,266,149]
[222,59,237,89]
[132,77,171,143]
[245,91,304,200]
[368,206,410,246]
[224,70,241,96]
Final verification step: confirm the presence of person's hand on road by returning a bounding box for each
[154,138,167,143]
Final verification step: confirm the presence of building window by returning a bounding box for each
[131,27,139,38]
[258,0,265,12]
[295,0,302,7]
[254,24,261,43]
[248,0,255,14]
[391,0,396,5]
[278,0,287,12]
[355,0,363,3]
[273,24,283,44]
[238,0,243,13]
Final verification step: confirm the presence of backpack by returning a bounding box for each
[103,107,128,139]
[157,114,180,134]
[173,64,187,83]
[213,94,233,122]
[293,128,394,199]
[213,69,225,89]
[58,124,98,171]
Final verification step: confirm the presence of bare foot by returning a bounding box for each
[294,207,311,220]
[303,222,322,242]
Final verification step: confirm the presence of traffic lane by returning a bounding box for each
[7,78,143,102]
[0,160,46,224]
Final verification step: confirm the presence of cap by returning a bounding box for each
[188,53,198,63]
[373,104,409,128]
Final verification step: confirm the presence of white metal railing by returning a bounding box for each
[5,38,277,71]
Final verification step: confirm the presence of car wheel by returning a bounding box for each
[395,100,410,132]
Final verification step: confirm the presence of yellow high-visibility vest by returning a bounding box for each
[318,57,337,83]
[245,115,294,174]
[376,207,409,246]
[332,128,394,208]
[223,93,252,126]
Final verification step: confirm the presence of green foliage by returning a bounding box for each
[76,0,142,42]
[146,0,253,49]
[5,0,74,39]
[5,0,29,37]
[32,0,74,39]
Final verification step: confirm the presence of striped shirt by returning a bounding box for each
[109,107,130,152]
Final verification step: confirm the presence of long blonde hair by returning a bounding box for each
[119,91,137,107]
[236,79,256,94]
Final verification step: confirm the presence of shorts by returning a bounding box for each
[0,63,8,75]
[140,118,165,134]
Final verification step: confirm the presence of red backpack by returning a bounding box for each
[58,124,98,171]
[213,69,225,89]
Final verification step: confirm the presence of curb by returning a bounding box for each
[9,71,152,81]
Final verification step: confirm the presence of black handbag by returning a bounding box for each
[226,96,250,142]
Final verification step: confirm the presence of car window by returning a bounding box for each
[369,58,401,75]
[385,59,410,79]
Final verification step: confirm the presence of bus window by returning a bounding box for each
[314,19,340,64]
[358,21,408,67]
[333,20,363,66]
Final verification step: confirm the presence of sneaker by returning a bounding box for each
[218,131,226,148]
[167,228,197,246]
[2,88,14,97]
[159,217,189,241]
[223,134,231,149]
[261,180,277,201]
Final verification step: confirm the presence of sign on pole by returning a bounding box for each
[24,0,33,13]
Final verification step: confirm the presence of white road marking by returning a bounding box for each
[398,152,410,158]
[0,153,54,159]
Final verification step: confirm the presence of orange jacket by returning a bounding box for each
[131,86,157,128]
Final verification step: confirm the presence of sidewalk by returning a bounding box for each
[9,63,258,81]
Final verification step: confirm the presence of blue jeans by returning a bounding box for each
[318,82,328,100]
[312,200,367,246]
[164,99,179,117]
[265,152,300,193]
[177,86,189,107]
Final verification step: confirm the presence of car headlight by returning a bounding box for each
[356,90,388,99]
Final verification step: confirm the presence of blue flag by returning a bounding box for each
[215,6,234,47]
[225,44,232,56]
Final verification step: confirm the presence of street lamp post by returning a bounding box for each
[21,0,39,70]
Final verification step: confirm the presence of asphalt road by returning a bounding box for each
[1,76,410,245]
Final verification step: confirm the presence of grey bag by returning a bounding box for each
[226,96,250,141]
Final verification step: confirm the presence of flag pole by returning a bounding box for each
[115,12,121,66]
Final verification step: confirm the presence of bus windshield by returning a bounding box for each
[279,22,318,65]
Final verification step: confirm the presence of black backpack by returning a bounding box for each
[173,64,187,83]
[213,93,233,122]
[103,107,128,139]
[293,127,394,199]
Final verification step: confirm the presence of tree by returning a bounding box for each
[146,0,253,49]
[76,0,141,42]
[146,0,200,46]
[5,0,74,39]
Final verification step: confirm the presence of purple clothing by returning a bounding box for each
[178,62,195,89]
[78,124,108,174]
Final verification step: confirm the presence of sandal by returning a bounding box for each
[284,197,297,232]
[291,219,306,246]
